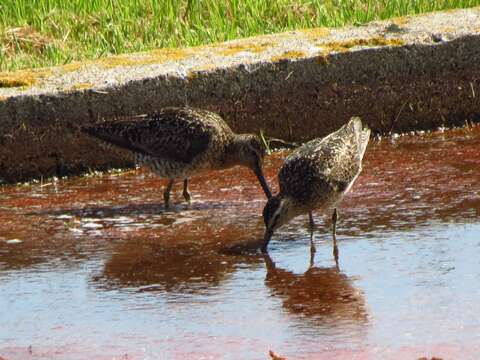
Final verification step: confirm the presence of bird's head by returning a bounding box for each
[237,134,267,164]
[233,134,271,198]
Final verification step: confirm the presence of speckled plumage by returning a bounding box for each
[82,107,272,206]
[279,116,370,211]
[262,117,370,259]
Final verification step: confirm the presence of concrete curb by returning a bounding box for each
[1,8,479,183]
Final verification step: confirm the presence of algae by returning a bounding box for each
[187,64,217,80]
[97,48,190,69]
[270,50,307,63]
[218,41,273,56]
[391,16,410,25]
[0,69,52,88]
[320,36,405,53]
[69,82,93,91]
[315,50,330,65]
[60,62,83,73]
[299,27,330,40]
[0,76,31,88]
[0,61,83,89]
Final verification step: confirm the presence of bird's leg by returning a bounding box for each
[182,178,191,204]
[332,208,339,265]
[163,179,174,209]
[309,211,316,267]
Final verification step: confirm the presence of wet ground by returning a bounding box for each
[1,125,480,360]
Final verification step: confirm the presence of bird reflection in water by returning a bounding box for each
[263,251,367,326]
[92,238,262,294]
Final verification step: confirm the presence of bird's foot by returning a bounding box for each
[183,191,191,205]
[163,195,170,210]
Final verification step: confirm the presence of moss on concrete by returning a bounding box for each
[315,50,331,65]
[0,68,53,88]
[391,16,410,25]
[69,82,93,91]
[97,48,191,68]
[60,62,83,72]
[270,50,307,62]
[0,76,31,88]
[298,27,330,40]
[217,41,273,56]
[321,36,405,53]
[188,63,217,77]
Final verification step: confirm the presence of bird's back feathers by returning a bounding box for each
[82,107,232,164]
[278,117,370,202]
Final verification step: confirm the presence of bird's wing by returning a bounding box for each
[314,117,371,187]
[315,118,370,186]
[279,117,370,194]
[82,108,218,163]
[278,154,320,201]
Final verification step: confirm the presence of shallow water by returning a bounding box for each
[1,126,480,360]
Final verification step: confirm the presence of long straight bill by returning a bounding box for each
[254,161,272,199]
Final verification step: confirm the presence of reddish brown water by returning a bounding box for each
[1,126,480,360]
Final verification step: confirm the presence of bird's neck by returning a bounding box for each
[222,135,248,168]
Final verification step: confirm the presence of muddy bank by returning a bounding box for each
[1,8,480,183]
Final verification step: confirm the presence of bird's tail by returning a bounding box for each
[348,116,371,161]
[81,119,149,155]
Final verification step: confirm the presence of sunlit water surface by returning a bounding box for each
[1,126,480,360]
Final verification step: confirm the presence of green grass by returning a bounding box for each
[1,0,479,72]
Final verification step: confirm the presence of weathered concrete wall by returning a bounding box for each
[1,8,480,183]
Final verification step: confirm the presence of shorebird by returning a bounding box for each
[262,117,370,262]
[82,107,272,207]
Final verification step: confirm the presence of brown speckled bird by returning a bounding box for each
[262,117,370,262]
[82,107,272,207]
